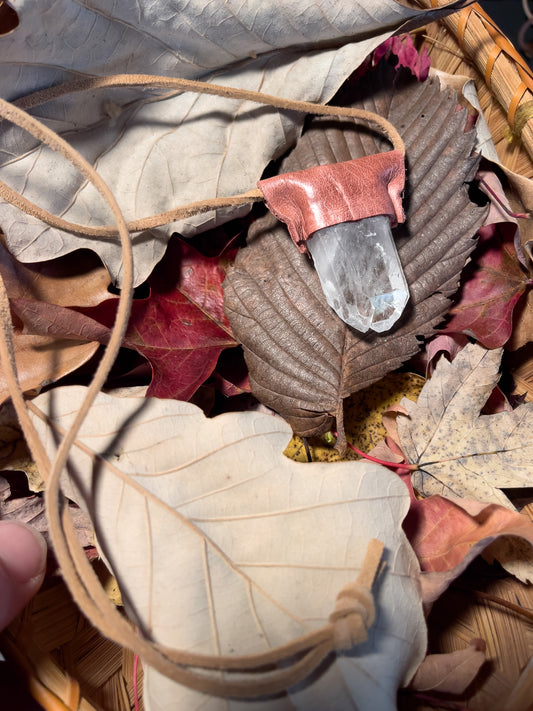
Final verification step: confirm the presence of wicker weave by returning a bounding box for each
[1,4,533,711]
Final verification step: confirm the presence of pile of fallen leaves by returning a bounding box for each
[0,1,532,710]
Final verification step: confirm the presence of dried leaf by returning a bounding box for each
[373,33,431,81]
[410,639,486,695]
[433,74,533,351]
[424,333,469,376]
[30,386,426,710]
[508,284,533,351]
[0,401,40,489]
[0,241,110,402]
[224,66,486,446]
[14,239,238,401]
[399,470,533,581]
[284,372,424,464]
[482,535,533,585]
[0,0,474,284]
[443,222,532,349]
[0,333,98,406]
[88,239,238,400]
[397,342,533,509]
[0,238,111,307]
[0,474,93,548]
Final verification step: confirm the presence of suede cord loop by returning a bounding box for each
[0,73,405,238]
[0,76,392,697]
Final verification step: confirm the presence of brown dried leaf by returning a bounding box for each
[0,239,111,307]
[0,240,110,404]
[0,401,41,490]
[224,66,487,445]
[410,639,486,695]
[0,335,99,406]
[0,475,93,548]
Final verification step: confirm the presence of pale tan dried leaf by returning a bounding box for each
[396,342,533,509]
[0,0,473,284]
[410,639,486,694]
[483,535,533,584]
[30,386,426,710]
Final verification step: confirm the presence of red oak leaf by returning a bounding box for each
[12,238,240,401]
[442,222,532,348]
[81,238,239,400]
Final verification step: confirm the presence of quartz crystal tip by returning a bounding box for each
[307,215,409,333]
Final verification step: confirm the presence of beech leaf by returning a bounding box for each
[0,0,474,284]
[30,386,426,710]
[224,65,487,446]
[396,342,533,509]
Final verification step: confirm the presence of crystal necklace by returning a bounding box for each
[257,115,409,334]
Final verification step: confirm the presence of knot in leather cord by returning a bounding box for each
[328,582,375,651]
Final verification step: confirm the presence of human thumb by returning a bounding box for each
[0,521,47,630]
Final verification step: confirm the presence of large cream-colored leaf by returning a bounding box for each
[30,386,426,710]
[397,342,533,509]
[0,0,471,284]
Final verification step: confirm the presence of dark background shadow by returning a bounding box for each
[479,0,533,68]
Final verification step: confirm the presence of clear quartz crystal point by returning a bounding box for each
[307,215,409,333]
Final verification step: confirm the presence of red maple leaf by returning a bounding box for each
[442,222,532,348]
[12,238,242,401]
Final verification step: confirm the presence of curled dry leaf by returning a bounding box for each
[224,64,487,447]
[409,639,486,695]
[398,470,533,587]
[29,386,426,710]
[396,342,533,510]
[0,474,93,549]
[0,0,472,285]
[372,33,431,82]
[0,240,111,403]
[0,335,98,406]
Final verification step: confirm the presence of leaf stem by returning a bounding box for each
[331,432,416,471]
[478,176,530,219]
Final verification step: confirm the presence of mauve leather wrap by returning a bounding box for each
[258,149,405,253]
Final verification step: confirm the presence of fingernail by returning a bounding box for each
[0,521,47,584]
